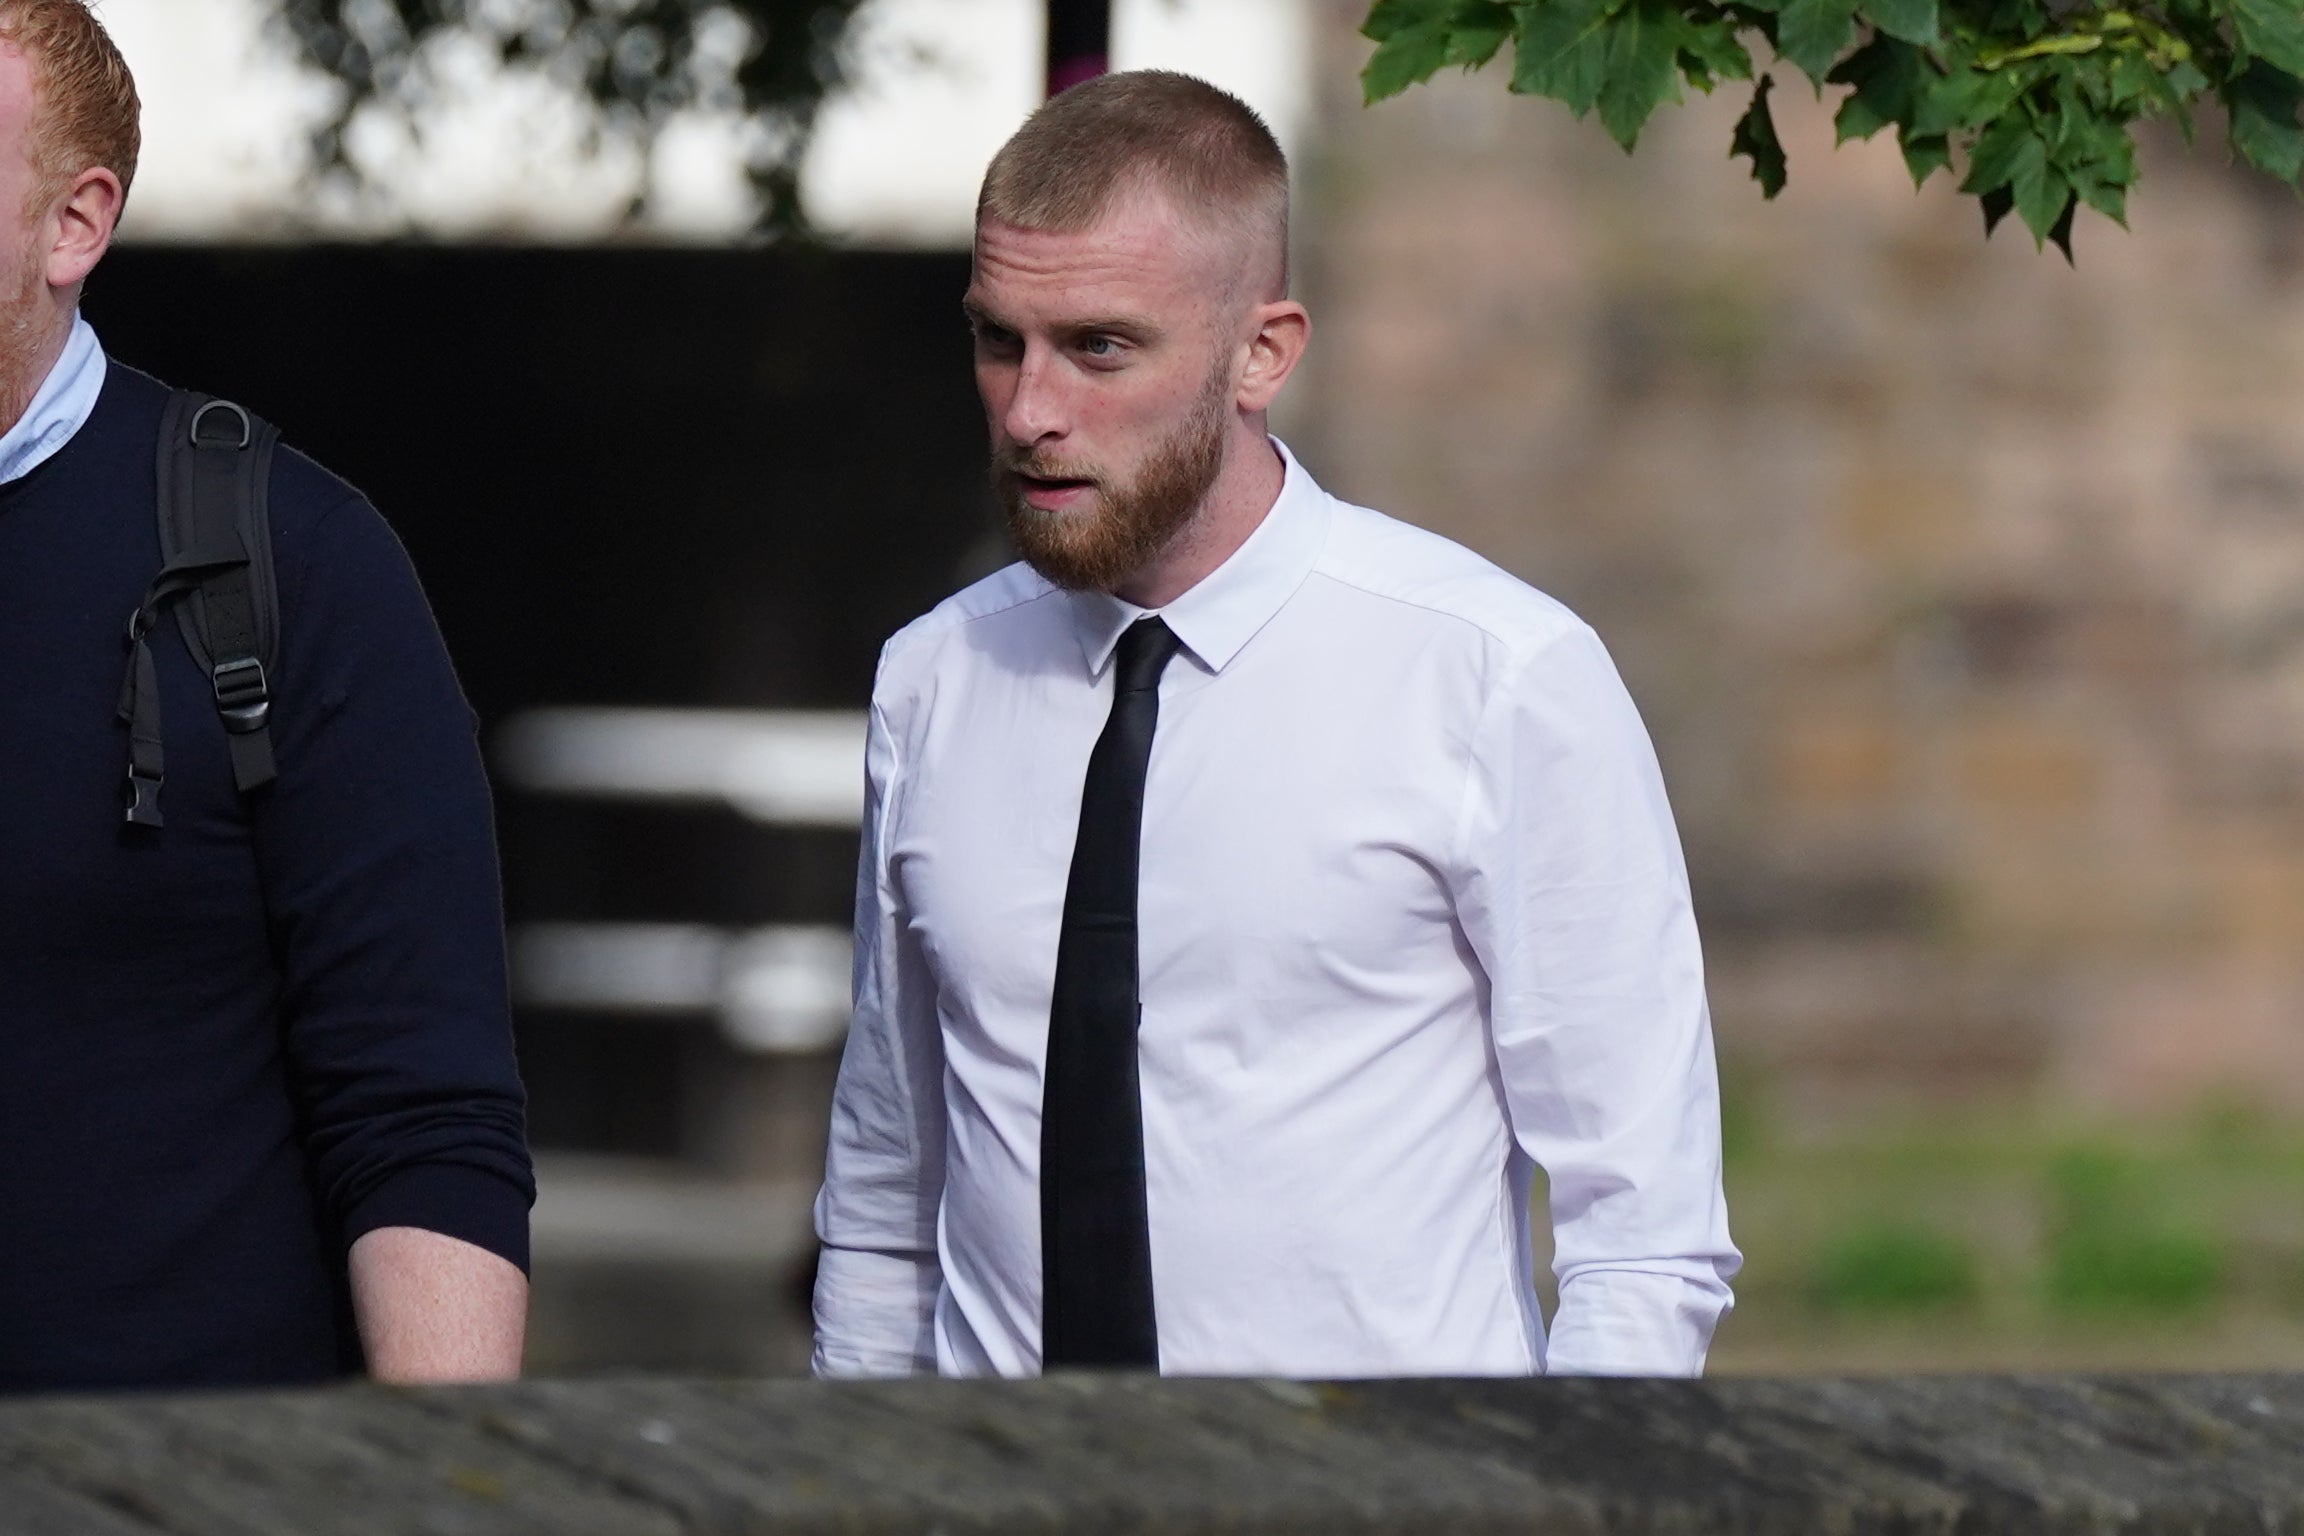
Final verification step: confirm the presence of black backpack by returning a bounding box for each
[117,391,282,828]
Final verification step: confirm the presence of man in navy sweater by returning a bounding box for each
[0,2,533,1390]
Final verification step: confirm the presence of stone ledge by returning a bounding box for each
[2,1372,2301,1533]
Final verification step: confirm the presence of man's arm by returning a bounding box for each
[813,686,948,1377]
[350,1227,527,1382]
[254,486,535,1380]
[1451,622,1740,1377]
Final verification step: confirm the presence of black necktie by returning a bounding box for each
[1041,616,1183,1369]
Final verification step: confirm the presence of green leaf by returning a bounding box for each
[1511,0,1621,117]
[2011,138,2068,243]
[1362,0,1450,39]
[1361,0,1518,101]
[2232,0,2304,80]
[1356,0,2295,257]
[1447,2,1519,66]
[1910,63,2020,136]
[1961,114,2033,195]
[2108,50,2172,111]
[2089,130,2139,193]
[2165,60,2211,102]
[2040,72,2108,166]
[1907,69,1972,136]
[1830,35,1926,142]
[2230,61,2304,183]
[1679,13,1755,92]
[2081,179,2128,225]
[1978,184,2015,237]
[1361,0,1457,102]
[1834,92,1889,142]
[1732,74,1790,195]
[2081,135,2138,200]
[1778,0,1860,83]
[1598,0,1688,149]
[2071,161,2130,226]
[2047,193,2078,262]
[1900,128,1952,184]
[1860,0,1940,48]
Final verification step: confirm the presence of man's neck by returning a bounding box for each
[1111,427,1285,610]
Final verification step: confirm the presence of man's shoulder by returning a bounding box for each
[101,359,369,530]
[1308,494,1592,660]
[270,435,366,511]
[102,365,440,660]
[874,561,1063,692]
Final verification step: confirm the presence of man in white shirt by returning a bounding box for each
[812,69,1738,1380]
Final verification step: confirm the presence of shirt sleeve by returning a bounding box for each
[812,683,947,1377]
[252,491,535,1275]
[1450,622,1740,1377]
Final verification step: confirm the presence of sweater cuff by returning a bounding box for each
[342,1163,534,1275]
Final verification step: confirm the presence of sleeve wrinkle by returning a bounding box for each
[814,655,948,1368]
[1459,618,1736,1376]
[1448,624,1595,880]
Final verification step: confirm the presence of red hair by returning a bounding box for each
[0,0,138,210]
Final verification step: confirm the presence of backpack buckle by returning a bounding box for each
[189,399,253,451]
[212,655,270,733]
[123,769,163,827]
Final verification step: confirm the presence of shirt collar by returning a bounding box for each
[0,313,104,487]
[1069,437,1330,679]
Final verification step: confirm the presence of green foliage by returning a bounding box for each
[1716,1065,1770,1165]
[1811,1221,1982,1311]
[2041,1149,2226,1313]
[268,0,866,234]
[1361,0,2304,257]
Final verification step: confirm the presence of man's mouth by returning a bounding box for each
[1013,471,1098,512]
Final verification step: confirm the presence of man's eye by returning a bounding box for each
[1081,335,1120,358]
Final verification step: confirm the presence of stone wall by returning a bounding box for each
[1286,1,2304,1122]
[5,1373,2301,1532]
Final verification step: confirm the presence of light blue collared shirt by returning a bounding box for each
[0,314,105,486]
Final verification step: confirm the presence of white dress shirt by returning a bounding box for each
[0,313,104,485]
[814,441,1739,1380]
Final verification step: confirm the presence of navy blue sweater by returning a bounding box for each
[0,361,533,1392]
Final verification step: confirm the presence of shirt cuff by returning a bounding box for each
[1544,1267,1732,1377]
[341,1162,534,1275]
[812,1243,941,1376]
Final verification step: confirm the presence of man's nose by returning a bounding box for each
[1001,349,1068,448]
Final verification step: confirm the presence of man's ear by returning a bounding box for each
[1236,300,1310,414]
[45,166,122,294]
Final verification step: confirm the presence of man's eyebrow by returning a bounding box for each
[959,301,1160,339]
[1062,315,1160,338]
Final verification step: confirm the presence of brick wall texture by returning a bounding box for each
[1284,1,2304,1121]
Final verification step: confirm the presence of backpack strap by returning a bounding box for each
[117,392,283,827]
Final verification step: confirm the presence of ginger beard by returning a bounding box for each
[993,349,1231,593]
[0,217,48,433]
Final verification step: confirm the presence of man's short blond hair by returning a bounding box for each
[0,0,137,212]
[978,70,1288,293]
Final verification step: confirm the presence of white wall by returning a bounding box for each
[92,0,1310,245]
[801,0,1311,246]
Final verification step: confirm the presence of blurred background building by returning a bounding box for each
[86,0,2304,1374]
